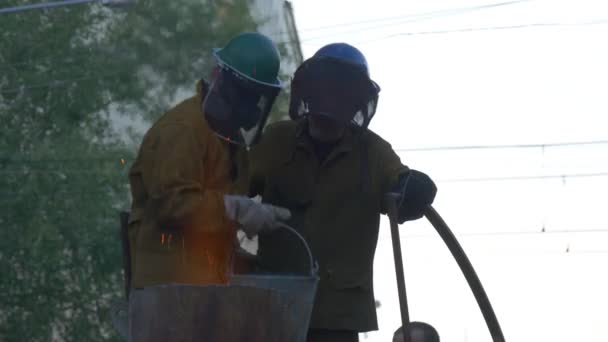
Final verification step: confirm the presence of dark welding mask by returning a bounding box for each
[289,44,380,130]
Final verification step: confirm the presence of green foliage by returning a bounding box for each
[0,1,297,340]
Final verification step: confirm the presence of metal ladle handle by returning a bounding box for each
[276,222,319,277]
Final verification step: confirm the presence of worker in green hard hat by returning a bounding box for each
[128,32,291,288]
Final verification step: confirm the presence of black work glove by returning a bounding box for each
[391,170,437,223]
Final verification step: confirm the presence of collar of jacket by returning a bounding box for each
[293,119,356,164]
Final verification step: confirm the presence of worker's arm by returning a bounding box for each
[391,170,436,223]
[244,155,267,199]
[140,122,291,236]
[243,121,295,198]
[377,139,436,223]
[140,123,227,232]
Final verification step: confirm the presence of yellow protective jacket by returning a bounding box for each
[128,81,243,288]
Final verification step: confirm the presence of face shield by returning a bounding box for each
[203,66,280,147]
[289,57,380,130]
[351,80,380,128]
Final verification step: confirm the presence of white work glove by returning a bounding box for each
[223,195,291,238]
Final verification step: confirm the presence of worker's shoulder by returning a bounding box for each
[161,95,203,126]
[148,95,206,136]
[362,127,395,152]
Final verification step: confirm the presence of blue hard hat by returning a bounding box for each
[290,43,380,129]
[313,43,369,75]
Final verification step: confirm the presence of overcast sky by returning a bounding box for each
[288,0,608,341]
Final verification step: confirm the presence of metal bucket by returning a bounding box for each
[127,223,318,342]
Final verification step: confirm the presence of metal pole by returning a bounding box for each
[385,194,410,328]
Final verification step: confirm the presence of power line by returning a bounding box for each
[0,49,109,70]
[3,2,606,74]
[0,169,129,174]
[400,228,608,255]
[3,140,608,162]
[0,0,94,14]
[0,41,137,71]
[5,19,607,92]
[406,248,608,255]
[402,228,608,239]
[355,19,608,45]
[269,0,533,40]
[293,0,533,43]
[438,172,608,183]
[1,190,126,198]
[395,140,608,152]
[563,250,608,255]
[0,157,132,163]
[273,19,608,46]
[0,0,531,67]
[0,0,132,14]
[0,72,127,95]
[0,193,128,207]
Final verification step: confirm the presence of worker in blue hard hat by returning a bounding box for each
[243,43,437,341]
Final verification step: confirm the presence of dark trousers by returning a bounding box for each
[307,329,359,342]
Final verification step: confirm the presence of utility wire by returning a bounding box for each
[1,194,125,202]
[293,0,533,43]
[402,228,608,239]
[2,140,607,162]
[438,172,608,183]
[0,0,94,14]
[0,157,132,163]
[0,71,128,95]
[0,0,132,14]
[563,250,608,255]
[409,248,608,255]
[0,169,129,174]
[2,196,606,240]
[395,140,608,152]
[2,159,608,184]
[0,1,522,68]
[4,18,608,92]
[0,0,532,68]
[356,19,608,45]
[2,168,607,183]
[269,0,533,39]
[292,0,531,35]
[271,18,608,45]
[4,1,607,73]
[4,17,607,80]
[0,49,111,70]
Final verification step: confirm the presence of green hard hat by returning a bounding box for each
[213,32,282,88]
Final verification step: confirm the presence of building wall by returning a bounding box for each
[249,0,303,78]
[247,0,303,122]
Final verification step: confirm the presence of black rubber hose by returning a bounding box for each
[424,206,506,342]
